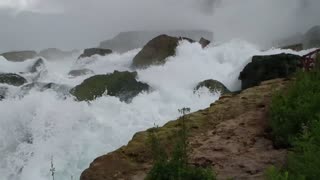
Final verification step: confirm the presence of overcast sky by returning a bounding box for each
[0,0,319,53]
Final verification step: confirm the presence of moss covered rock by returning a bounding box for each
[71,71,149,102]
[78,48,112,59]
[131,35,193,69]
[68,69,94,77]
[0,73,27,86]
[194,79,230,95]
[1,51,37,62]
[239,53,301,90]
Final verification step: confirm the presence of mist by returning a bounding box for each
[0,0,319,53]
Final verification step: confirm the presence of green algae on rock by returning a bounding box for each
[71,71,149,102]
[0,73,27,86]
[194,79,230,95]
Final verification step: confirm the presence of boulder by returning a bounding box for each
[30,58,45,73]
[0,86,8,100]
[39,48,74,60]
[0,73,27,86]
[20,82,71,97]
[1,51,37,62]
[303,26,320,49]
[194,79,230,95]
[78,48,112,59]
[131,35,193,69]
[239,53,302,90]
[70,71,149,102]
[68,69,94,77]
[199,37,211,48]
[99,30,213,53]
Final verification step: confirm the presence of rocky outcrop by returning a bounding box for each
[30,58,45,73]
[39,48,75,60]
[0,73,27,86]
[80,78,289,180]
[70,71,149,102]
[199,37,211,48]
[303,26,320,49]
[99,30,213,53]
[194,79,230,95]
[78,48,112,59]
[0,86,8,100]
[131,35,193,69]
[239,53,301,90]
[1,51,37,62]
[68,69,94,77]
[20,82,71,97]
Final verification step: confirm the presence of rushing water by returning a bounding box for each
[0,40,311,180]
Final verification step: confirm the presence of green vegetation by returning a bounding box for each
[270,71,320,147]
[146,108,216,180]
[267,70,320,180]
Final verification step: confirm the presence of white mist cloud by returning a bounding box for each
[0,0,319,52]
[0,0,63,13]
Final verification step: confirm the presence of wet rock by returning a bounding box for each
[0,73,27,86]
[68,69,94,77]
[194,79,230,95]
[239,53,301,90]
[1,51,37,62]
[70,71,149,102]
[99,30,213,53]
[20,82,71,97]
[199,37,211,48]
[0,86,8,100]
[78,48,112,59]
[39,48,75,60]
[30,58,45,73]
[131,35,193,69]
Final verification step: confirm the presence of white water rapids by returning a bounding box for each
[0,40,311,180]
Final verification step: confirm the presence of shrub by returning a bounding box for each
[286,120,320,179]
[268,70,320,180]
[270,71,320,147]
[265,166,289,180]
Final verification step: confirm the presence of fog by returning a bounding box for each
[0,0,319,53]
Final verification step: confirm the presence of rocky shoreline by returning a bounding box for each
[80,78,290,180]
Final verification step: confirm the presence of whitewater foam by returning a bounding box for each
[0,40,311,180]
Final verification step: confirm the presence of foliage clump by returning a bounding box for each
[270,71,320,147]
[267,70,320,180]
